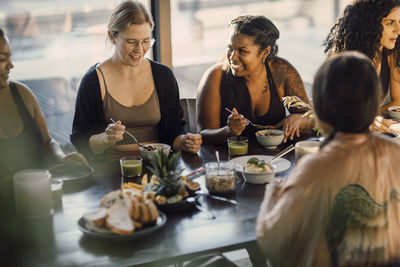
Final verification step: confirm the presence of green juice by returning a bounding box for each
[228,142,248,156]
[121,160,142,177]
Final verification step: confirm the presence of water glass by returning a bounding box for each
[295,140,320,161]
[13,169,54,217]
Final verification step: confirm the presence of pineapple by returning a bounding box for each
[146,150,184,198]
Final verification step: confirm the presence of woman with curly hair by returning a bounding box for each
[197,15,313,145]
[324,0,400,114]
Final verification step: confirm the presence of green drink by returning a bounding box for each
[228,143,248,156]
[227,136,249,156]
[120,157,143,178]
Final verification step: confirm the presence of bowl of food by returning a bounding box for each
[255,129,284,148]
[241,157,276,184]
[139,143,171,161]
[388,106,400,120]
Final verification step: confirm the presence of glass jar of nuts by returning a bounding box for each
[205,161,236,194]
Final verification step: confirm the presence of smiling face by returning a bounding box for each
[381,6,400,50]
[0,36,13,89]
[226,31,269,78]
[110,23,153,67]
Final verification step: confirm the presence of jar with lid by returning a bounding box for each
[205,161,236,194]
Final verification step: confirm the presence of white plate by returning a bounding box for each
[229,155,291,173]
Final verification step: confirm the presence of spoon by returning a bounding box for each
[186,197,216,220]
[224,108,269,129]
[110,118,151,151]
[215,150,220,171]
[266,144,295,165]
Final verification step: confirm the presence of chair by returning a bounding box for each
[180,98,198,133]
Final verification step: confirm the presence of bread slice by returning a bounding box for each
[106,203,134,236]
[100,190,121,208]
[145,199,159,224]
[83,207,108,227]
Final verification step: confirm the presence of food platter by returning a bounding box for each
[229,155,291,174]
[78,211,167,240]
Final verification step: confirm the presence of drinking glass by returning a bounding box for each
[120,156,143,178]
[13,169,54,217]
[227,136,248,157]
[295,140,320,161]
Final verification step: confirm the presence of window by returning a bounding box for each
[170,0,351,98]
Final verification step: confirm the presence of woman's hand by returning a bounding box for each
[268,114,304,142]
[62,152,89,166]
[105,120,125,146]
[181,133,203,153]
[173,133,202,153]
[227,108,249,136]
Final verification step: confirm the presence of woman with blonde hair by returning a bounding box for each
[71,0,202,160]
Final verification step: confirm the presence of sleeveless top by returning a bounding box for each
[380,50,391,106]
[0,82,44,177]
[220,63,285,137]
[97,67,161,145]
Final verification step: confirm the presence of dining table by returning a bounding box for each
[2,134,320,267]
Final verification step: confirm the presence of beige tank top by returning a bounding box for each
[98,67,161,144]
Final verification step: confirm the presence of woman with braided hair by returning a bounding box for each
[324,0,400,114]
[197,15,313,144]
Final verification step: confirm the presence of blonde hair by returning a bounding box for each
[108,0,154,38]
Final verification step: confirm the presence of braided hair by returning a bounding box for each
[228,15,279,61]
[312,51,381,147]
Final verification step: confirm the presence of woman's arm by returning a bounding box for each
[269,58,315,141]
[16,82,88,165]
[379,54,400,114]
[197,65,247,144]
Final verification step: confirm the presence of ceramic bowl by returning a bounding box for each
[388,106,400,120]
[241,164,276,184]
[255,129,284,148]
[139,143,171,161]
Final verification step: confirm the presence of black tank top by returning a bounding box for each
[219,63,285,138]
[380,50,390,98]
[0,82,44,177]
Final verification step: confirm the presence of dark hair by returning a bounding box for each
[229,15,279,61]
[324,0,400,66]
[108,0,154,38]
[313,51,381,145]
[0,28,4,39]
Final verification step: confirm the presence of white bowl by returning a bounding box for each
[139,143,171,161]
[241,164,276,184]
[255,129,284,148]
[388,106,400,120]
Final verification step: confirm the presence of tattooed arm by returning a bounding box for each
[268,57,315,142]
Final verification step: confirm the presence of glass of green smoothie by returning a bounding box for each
[227,136,248,157]
[120,156,143,178]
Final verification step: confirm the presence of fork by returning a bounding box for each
[110,118,152,151]
[224,108,269,129]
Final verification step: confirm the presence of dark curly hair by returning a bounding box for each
[324,0,400,66]
[228,15,279,61]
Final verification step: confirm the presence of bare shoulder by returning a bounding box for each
[13,81,41,114]
[197,63,224,95]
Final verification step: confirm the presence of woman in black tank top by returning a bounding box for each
[0,28,88,178]
[324,0,400,114]
[197,15,312,144]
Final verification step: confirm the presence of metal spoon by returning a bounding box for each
[110,118,151,151]
[215,150,220,171]
[186,197,216,220]
[266,144,295,165]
